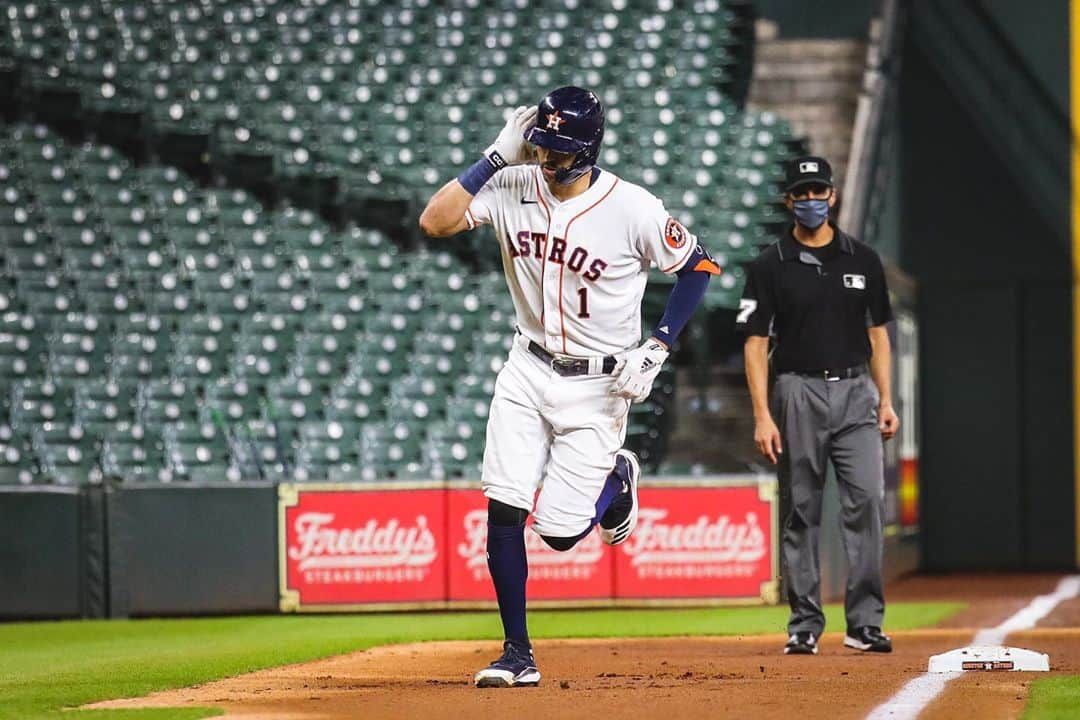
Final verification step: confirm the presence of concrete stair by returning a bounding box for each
[747,29,867,188]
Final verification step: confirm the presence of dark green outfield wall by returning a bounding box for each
[0,485,279,619]
[980,0,1069,118]
[900,0,1075,569]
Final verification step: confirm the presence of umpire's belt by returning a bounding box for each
[527,340,618,377]
[787,365,867,382]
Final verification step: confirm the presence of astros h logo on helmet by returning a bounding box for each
[545,111,565,131]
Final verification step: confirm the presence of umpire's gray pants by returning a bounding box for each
[772,372,885,635]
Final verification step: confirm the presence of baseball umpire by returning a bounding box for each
[736,156,899,656]
[420,86,719,687]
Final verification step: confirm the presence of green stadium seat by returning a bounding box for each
[446,396,490,428]
[471,329,514,360]
[0,321,47,373]
[162,420,232,480]
[100,430,169,482]
[269,376,327,424]
[0,436,40,484]
[365,310,423,341]
[0,354,32,380]
[289,352,347,382]
[294,321,354,356]
[74,378,140,433]
[32,423,101,485]
[231,333,291,379]
[139,379,200,427]
[358,420,422,481]
[241,419,294,480]
[205,378,264,423]
[424,436,482,480]
[170,340,231,381]
[242,311,302,338]
[324,394,379,424]
[455,373,497,400]
[109,338,171,379]
[293,418,362,482]
[0,0,782,482]
[410,352,468,380]
[316,288,367,315]
[19,278,80,315]
[256,288,310,315]
[12,379,76,426]
[332,371,388,401]
[412,329,468,358]
[386,374,449,423]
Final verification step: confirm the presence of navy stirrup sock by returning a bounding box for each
[487,522,530,646]
[541,460,630,551]
[593,460,628,524]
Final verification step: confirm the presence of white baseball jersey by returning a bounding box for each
[465,165,700,357]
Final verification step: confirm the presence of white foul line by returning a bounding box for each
[865,575,1080,720]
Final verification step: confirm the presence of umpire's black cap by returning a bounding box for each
[784,155,834,193]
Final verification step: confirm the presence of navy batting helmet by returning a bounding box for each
[523,86,604,185]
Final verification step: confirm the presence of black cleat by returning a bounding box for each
[784,631,819,655]
[844,626,893,653]
[474,641,541,688]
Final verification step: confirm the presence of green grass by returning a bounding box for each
[0,601,962,720]
[1024,676,1080,720]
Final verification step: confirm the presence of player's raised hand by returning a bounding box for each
[484,105,539,168]
[611,338,669,403]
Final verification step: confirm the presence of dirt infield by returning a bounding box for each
[90,574,1080,720]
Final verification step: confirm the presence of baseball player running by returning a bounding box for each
[419,86,720,688]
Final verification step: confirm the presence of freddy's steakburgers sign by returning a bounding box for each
[278,479,777,611]
[278,484,447,610]
[614,485,777,600]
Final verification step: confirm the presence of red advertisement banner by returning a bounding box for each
[278,480,777,611]
[447,488,613,602]
[278,484,447,610]
[614,486,778,602]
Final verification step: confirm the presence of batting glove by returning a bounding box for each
[483,105,538,169]
[611,338,669,403]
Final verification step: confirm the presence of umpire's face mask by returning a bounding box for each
[792,198,830,229]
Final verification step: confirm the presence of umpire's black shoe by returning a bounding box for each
[783,631,818,655]
[844,626,893,653]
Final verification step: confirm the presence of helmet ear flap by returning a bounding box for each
[553,147,599,184]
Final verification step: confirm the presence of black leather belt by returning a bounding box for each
[788,365,867,381]
[527,340,617,377]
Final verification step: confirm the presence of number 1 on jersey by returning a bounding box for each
[577,287,590,318]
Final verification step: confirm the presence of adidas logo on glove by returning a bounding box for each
[612,338,670,403]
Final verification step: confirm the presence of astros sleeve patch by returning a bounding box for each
[637,194,699,274]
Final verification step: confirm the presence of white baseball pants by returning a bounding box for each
[481,334,631,538]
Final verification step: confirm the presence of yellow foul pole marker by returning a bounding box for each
[1072,0,1080,567]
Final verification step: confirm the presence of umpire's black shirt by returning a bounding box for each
[736,223,893,373]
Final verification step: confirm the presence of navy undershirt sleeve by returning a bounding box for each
[651,264,712,347]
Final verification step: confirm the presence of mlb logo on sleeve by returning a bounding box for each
[843,274,866,290]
